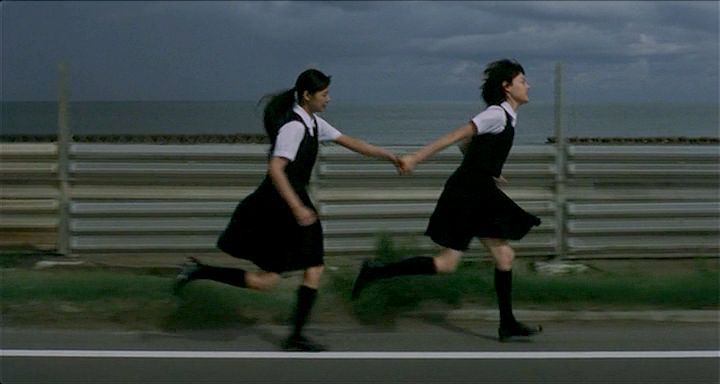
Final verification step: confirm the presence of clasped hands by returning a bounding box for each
[388,154,417,176]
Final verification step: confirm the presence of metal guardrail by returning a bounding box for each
[0,142,718,260]
[564,144,719,258]
[0,143,60,249]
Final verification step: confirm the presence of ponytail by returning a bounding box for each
[258,69,331,146]
[259,88,296,145]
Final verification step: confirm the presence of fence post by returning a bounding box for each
[553,62,567,259]
[57,63,71,257]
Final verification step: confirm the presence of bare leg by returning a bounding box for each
[245,271,280,290]
[480,238,514,271]
[432,247,464,273]
[302,265,324,289]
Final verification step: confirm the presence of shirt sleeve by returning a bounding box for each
[316,116,343,142]
[470,105,506,135]
[272,121,305,161]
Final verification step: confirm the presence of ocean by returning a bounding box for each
[2,101,718,145]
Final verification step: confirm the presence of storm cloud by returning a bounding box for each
[3,1,718,103]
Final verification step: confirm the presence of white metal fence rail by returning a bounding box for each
[1,143,718,261]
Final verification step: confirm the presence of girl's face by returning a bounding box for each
[503,73,530,106]
[302,87,331,113]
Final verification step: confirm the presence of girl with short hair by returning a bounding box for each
[352,59,542,342]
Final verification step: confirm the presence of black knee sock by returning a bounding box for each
[290,285,317,338]
[375,256,437,279]
[494,268,516,325]
[193,265,247,288]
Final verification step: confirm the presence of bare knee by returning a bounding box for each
[480,238,515,270]
[303,265,324,289]
[492,246,515,271]
[433,250,462,273]
[246,271,280,290]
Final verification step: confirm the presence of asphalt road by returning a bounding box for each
[2,319,718,383]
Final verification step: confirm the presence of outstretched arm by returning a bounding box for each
[400,122,475,173]
[334,134,401,168]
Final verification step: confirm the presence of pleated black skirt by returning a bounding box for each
[216,184,324,273]
[425,176,541,251]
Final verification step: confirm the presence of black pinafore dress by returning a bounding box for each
[217,114,324,273]
[424,110,541,251]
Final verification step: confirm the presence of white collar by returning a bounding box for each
[500,101,517,126]
[292,104,316,128]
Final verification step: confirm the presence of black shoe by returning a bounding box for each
[282,335,327,352]
[498,321,543,342]
[172,257,202,295]
[351,259,383,300]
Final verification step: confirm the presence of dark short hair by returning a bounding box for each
[481,59,525,106]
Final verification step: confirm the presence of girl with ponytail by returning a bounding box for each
[173,68,401,351]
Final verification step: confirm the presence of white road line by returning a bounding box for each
[1,350,718,359]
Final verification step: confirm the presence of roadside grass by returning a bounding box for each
[0,269,296,330]
[331,236,719,324]
[1,238,718,330]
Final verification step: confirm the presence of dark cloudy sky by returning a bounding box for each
[3,1,718,104]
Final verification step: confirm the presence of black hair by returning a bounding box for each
[481,59,525,106]
[258,69,332,145]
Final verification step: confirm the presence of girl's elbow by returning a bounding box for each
[267,158,288,175]
[267,161,278,174]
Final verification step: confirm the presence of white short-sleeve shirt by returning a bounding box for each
[470,101,517,135]
[272,104,343,161]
